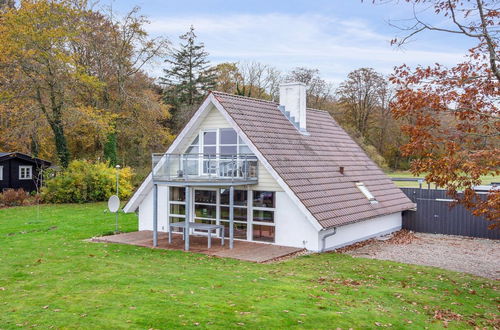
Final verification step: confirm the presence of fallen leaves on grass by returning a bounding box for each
[433,309,462,326]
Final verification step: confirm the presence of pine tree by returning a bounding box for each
[160,26,216,131]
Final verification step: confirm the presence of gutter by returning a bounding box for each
[320,227,337,252]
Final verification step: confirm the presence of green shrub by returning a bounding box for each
[41,160,134,203]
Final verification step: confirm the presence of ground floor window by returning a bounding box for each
[252,225,275,242]
[19,165,32,180]
[194,189,217,230]
[251,190,275,242]
[169,187,186,228]
[220,188,248,239]
[166,187,276,243]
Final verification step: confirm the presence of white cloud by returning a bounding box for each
[146,13,468,85]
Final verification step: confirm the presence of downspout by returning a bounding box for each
[321,227,337,252]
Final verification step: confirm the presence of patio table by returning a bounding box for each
[169,221,225,249]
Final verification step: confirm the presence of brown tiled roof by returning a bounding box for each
[212,91,415,229]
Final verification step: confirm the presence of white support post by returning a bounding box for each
[185,186,191,251]
[153,184,158,247]
[229,185,234,249]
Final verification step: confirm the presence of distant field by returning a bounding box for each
[386,171,500,188]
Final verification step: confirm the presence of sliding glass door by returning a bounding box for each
[220,189,248,239]
[193,189,218,234]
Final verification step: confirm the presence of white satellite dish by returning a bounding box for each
[108,195,120,213]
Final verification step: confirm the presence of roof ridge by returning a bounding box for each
[307,108,329,113]
[210,90,279,106]
[211,91,332,114]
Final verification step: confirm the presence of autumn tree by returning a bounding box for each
[213,62,242,94]
[161,26,216,131]
[235,62,282,100]
[0,1,172,169]
[336,68,388,136]
[0,0,14,12]
[72,7,171,166]
[286,67,333,109]
[0,0,100,167]
[386,0,500,226]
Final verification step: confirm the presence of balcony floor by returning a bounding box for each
[152,178,258,186]
[90,231,304,263]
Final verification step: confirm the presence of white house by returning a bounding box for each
[123,82,415,252]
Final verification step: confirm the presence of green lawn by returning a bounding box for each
[0,204,498,329]
[386,171,500,188]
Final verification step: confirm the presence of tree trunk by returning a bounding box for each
[35,86,71,167]
[49,117,70,168]
[30,133,39,157]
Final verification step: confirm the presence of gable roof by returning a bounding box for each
[0,152,52,166]
[124,91,415,229]
[212,91,415,228]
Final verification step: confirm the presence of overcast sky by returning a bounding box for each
[107,0,472,85]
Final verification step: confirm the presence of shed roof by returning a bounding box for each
[0,152,52,166]
[212,91,415,228]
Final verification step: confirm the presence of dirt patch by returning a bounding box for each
[342,231,500,280]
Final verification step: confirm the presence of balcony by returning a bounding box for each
[152,153,259,186]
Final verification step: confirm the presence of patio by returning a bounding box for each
[91,231,304,263]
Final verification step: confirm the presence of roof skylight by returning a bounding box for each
[356,182,378,204]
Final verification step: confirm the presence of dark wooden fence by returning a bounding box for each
[400,188,499,239]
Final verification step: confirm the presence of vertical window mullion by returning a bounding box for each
[166,186,170,228]
[216,129,220,175]
[198,132,203,176]
[247,189,253,241]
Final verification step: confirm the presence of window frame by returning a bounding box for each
[166,187,277,243]
[249,190,276,243]
[19,165,32,180]
[186,128,252,177]
[0,165,3,180]
[192,187,219,233]
[168,186,186,218]
[201,129,218,175]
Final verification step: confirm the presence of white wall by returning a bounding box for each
[176,105,232,153]
[138,185,169,232]
[254,163,283,191]
[275,191,318,250]
[320,212,402,251]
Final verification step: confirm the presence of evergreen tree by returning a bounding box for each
[103,132,118,166]
[160,26,216,131]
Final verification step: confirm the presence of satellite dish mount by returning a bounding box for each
[108,195,121,233]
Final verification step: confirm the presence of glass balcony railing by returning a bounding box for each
[152,153,259,183]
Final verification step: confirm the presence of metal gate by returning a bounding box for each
[400,188,499,239]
